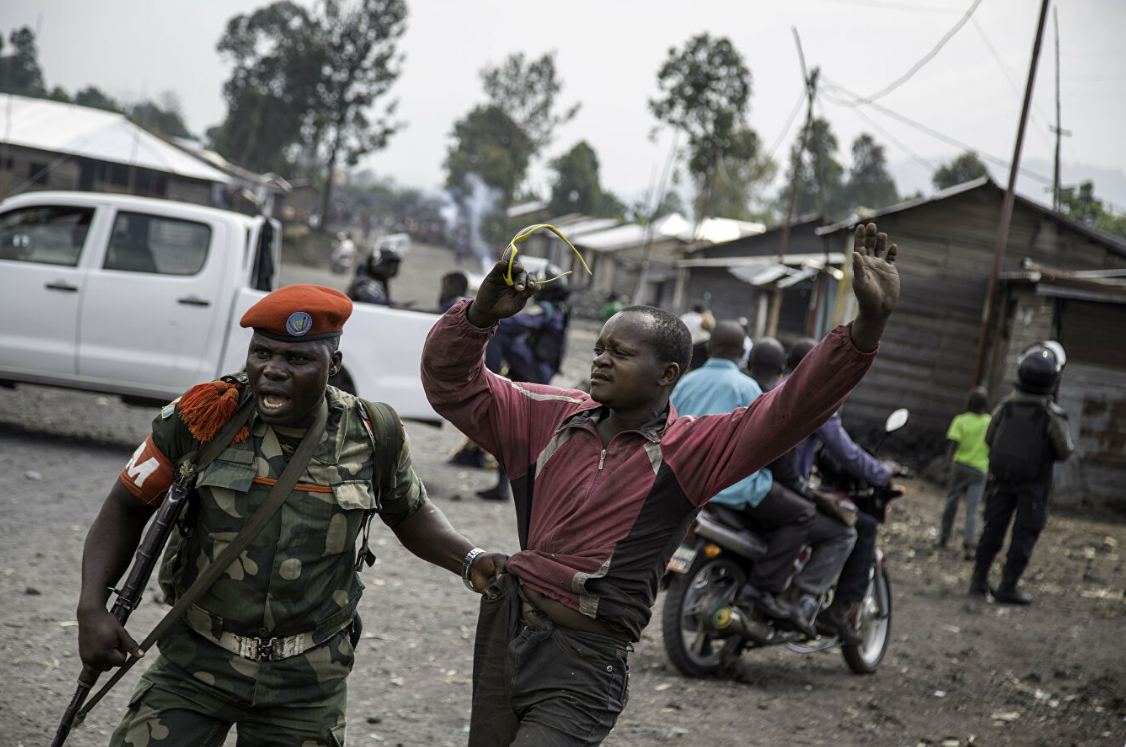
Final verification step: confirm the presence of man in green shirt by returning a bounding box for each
[939,387,991,559]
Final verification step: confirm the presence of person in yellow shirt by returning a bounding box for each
[939,387,991,559]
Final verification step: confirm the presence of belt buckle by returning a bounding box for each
[257,637,282,661]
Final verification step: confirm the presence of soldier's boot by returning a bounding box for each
[967,559,990,598]
[991,566,1032,605]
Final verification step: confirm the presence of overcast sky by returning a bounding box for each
[5,0,1125,212]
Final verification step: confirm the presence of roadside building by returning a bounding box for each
[672,177,1126,510]
[0,94,231,206]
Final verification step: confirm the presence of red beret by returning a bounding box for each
[240,284,352,342]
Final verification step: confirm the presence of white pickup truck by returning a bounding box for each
[0,191,441,422]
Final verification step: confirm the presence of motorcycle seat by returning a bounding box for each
[711,505,770,540]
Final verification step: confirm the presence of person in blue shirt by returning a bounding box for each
[671,322,856,639]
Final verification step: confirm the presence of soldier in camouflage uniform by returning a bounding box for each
[76,285,506,746]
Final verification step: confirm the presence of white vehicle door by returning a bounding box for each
[78,208,229,394]
[0,203,97,378]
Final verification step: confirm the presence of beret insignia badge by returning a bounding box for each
[286,311,313,337]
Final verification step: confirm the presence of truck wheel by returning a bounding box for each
[329,368,356,395]
[661,556,745,678]
[842,566,891,674]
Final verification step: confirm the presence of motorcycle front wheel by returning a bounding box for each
[661,556,746,678]
[842,564,892,674]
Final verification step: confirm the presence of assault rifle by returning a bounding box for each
[50,477,192,747]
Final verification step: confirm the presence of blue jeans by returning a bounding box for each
[942,462,987,548]
[469,574,630,747]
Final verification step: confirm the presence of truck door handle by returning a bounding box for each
[177,295,211,307]
[45,281,79,292]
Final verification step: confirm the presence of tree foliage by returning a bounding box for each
[649,34,773,220]
[481,51,578,155]
[932,151,989,190]
[777,122,899,222]
[706,127,775,222]
[213,0,407,221]
[0,27,46,97]
[445,105,533,202]
[1059,181,1126,239]
[74,86,122,113]
[549,140,602,217]
[130,94,193,139]
[650,34,752,180]
[846,133,898,211]
[777,118,846,221]
[212,2,317,175]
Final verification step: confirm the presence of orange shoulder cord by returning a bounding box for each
[178,380,250,444]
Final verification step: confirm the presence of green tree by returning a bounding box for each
[306,0,408,224]
[707,127,776,222]
[130,95,193,139]
[932,151,989,190]
[0,27,47,97]
[212,2,322,174]
[213,0,407,223]
[777,117,846,221]
[549,140,602,217]
[846,133,898,211]
[598,190,628,221]
[1059,180,1126,240]
[444,105,534,245]
[481,51,579,155]
[650,34,769,218]
[74,86,122,113]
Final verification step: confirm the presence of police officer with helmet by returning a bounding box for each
[969,341,1074,604]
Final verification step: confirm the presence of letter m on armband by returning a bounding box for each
[120,436,175,506]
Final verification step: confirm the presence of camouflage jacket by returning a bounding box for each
[152,376,425,642]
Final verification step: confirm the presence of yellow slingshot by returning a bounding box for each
[501,224,593,286]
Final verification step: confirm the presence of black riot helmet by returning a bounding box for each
[534,264,571,305]
[1016,341,1065,395]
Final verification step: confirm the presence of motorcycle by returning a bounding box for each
[660,408,908,677]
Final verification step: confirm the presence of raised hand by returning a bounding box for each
[466,256,540,328]
[849,222,900,352]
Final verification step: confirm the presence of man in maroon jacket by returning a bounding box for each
[421,224,901,747]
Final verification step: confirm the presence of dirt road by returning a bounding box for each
[1,244,1123,746]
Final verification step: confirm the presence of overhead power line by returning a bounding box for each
[839,0,984,105]
[765,88,807,163]
[819,76,1054,186]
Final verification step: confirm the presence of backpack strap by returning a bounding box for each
[356,399,405,572]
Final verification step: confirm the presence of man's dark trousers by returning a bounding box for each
[974,480,1050,583]
[834,511,878,603]
[469,574,630,746]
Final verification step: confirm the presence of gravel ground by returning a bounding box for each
[1,244,1124,747]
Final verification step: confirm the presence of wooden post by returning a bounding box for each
[972,0,1052,385]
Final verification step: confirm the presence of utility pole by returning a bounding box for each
[972,0,1052,386]
[768,28,817,337]
[1050,6,1070,212]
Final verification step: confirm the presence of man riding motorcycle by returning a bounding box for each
[787,337,897,643]
[673,330,857,642]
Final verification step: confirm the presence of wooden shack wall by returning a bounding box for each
[838,188,1126,459]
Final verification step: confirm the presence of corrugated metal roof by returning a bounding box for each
[0,94,231,184]
[814,175,1126,258]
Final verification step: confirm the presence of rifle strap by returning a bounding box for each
[77,397,329,721]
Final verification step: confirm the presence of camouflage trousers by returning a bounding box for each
[110,622,354,747]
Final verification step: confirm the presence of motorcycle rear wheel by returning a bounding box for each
[661,556,746,678]
[842,565,892,674]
